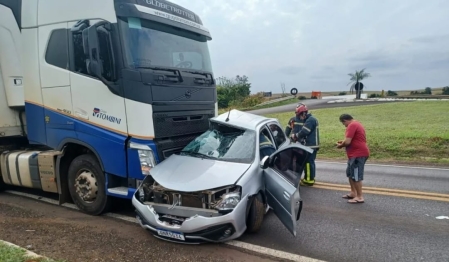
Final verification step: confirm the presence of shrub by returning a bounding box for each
[369,93,381,98]
[442,86,449,95]
[298,96,307,100]
[387,90,398,96]
[338,92,347,96]
[239,94,265,108]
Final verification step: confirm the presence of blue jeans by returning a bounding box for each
[303,148,318,182]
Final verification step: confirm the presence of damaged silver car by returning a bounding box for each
[132,109,313,243]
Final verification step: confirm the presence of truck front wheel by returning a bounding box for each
[0,177,6,192]
[67,154,111,215]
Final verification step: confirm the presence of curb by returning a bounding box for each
[0,239,44,260]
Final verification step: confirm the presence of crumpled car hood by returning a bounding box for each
[149,154,251,192]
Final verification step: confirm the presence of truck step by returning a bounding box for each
[107,187,128,196]
[1,150,62,193]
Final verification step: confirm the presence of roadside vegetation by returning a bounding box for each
[218,97,298,114]
[215,73,449,115]
[265,101,449,165]
[0,241,64,262]
[216,75,302,114]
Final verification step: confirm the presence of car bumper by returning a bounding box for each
[132,194,249,244]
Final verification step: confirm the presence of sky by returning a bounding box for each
[172,0,449,94]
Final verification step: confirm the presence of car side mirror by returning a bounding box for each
[259,155,270,169]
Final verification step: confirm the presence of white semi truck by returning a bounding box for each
[0,0,217,215]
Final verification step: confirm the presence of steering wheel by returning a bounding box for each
[175,61,193,68]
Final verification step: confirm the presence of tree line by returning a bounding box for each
[216,75,264,109]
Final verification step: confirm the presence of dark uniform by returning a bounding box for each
[296,113,319,185]
[285,116,305,143]
[286,112,320,186]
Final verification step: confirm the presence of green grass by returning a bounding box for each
[264,101,449,165]
[249,97,299,110]
[0,242,65,262]
[218,97,299,114]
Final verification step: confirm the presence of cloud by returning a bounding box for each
[172,0,449,92]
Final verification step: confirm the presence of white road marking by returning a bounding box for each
[317,161,449,171]
[3,190,325,262]
[226,241,325,262]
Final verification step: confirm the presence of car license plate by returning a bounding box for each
[156,229,185,241]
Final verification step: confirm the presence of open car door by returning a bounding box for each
[261,143,312,237]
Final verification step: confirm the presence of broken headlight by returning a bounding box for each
[215,192,241,211]
[129,142,156,175]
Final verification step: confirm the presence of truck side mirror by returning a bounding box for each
[81,21,119,94]
[82,25,103,77]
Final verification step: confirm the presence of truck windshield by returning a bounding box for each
[180,123,256,164]
[118,17,213,72]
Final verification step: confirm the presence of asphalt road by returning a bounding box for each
[3,162,448,262]
[315,161,449,194]
[237,162,449,262]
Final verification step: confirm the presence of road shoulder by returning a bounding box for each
[0,194,279,262]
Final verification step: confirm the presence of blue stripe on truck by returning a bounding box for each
[25,102,130,178]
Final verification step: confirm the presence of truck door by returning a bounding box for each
[262,144,312,236]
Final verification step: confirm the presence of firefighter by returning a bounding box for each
[289,104,320,186]
[285,103,306,143]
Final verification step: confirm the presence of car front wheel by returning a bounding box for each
[246,192,265,233]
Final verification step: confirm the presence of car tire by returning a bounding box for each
[246,193,265,233]
[68,154,112,216]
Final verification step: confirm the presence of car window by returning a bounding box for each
[271,147,308,186]
[268,123,286,148]
[181,122,256,163]
[259,128,276,160]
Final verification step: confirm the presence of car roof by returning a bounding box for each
[211,109,278,131]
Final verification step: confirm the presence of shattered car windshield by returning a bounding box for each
[180,122,256,163]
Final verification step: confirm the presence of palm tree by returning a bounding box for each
[348,68,371,99]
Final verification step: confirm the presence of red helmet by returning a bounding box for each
[295,104,308,114]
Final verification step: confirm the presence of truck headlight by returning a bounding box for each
[129,142,156,175]
[215,192,241,211]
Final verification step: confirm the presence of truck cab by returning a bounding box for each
[0,0,217,215]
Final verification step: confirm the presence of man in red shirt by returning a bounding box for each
[336,114,370,204]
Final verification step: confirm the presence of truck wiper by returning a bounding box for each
[136,66,183,82]
[181,70,214,84]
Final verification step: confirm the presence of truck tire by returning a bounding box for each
[68,154,112,215]
[246,193,265,233]
[0,177,6,192]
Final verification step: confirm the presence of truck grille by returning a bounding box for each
[153,133,201,162]
[153,110,214,139]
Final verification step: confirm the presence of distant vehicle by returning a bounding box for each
[132,109,313,243]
